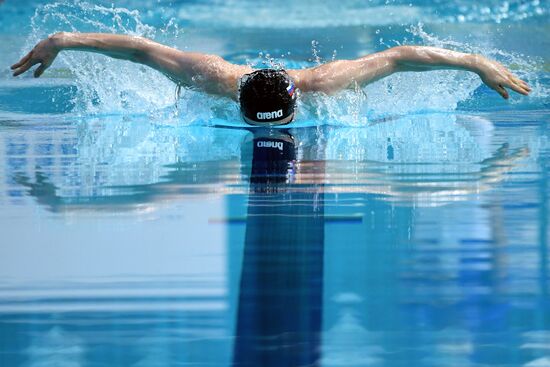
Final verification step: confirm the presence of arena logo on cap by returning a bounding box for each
[257,140,284,151]
[256,109,283,120]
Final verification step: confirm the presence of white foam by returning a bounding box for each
[23,2,548,125]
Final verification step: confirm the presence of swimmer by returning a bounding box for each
[11,32,531,125]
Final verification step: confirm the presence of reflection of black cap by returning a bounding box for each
[250,131,296,185]
[239,69,297,126]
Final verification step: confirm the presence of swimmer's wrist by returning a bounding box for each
[48,32,72,51]
[467,54,487,74]
[49,32,82,51]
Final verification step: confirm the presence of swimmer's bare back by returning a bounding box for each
[12,32,531,100]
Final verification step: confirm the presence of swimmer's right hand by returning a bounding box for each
[11,34,61,78]
[475,56,531,99]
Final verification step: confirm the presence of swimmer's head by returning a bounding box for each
[238,69,297,126]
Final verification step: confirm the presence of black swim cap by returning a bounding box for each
[238,69,297,126]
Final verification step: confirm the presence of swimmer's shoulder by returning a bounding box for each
[287,69,313,92]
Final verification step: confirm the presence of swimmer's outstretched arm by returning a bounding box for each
[291,46,531,99]
[11,32,252,98]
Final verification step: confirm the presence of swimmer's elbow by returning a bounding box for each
[130,37,157,64]
[301,65,348,94]
[380,46,412,70]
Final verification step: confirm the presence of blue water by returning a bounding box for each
[0,1,549,366]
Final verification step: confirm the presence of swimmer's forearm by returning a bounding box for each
[391,45,530,98]
[392,46,480,72]
[51,32,189,82]
[52,32,159,62]
[299,45,530,99]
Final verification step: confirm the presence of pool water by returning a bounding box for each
[0,1,549,366]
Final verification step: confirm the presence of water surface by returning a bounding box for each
[0,1,549,366]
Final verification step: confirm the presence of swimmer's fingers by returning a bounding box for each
[510,82,530,96]
[11,51,32,70]
[515,79,531,91]
[12,58,40,77]
[520,80,531,90]
[491,84,509,99]
[504,78,531,96]
[479,58,532,98]
[506,71,532,93]
[33,62,51,78]
[488,78,530,99]
[485,81,510,99]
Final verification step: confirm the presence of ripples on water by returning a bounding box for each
[0,0,549,366]
[1,112,548,366]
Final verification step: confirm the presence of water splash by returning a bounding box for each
[296,24,547,124]
[26,2,182,115]
[362,25,484,118]
[311,40,323,65]
[407,24,548,103]
[22,2,547,125]
[246,52,287,70]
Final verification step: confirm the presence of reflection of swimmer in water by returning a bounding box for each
[12,32,531,125]
[12,125,529,212]
[234,129,324,367]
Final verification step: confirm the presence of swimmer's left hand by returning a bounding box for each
[10,35,61,78]
[475,56,531,99]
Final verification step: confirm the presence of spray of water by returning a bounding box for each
[27,2,188,116]
[295,23,547,126]
[24,1,547,126]
[409,24,547,103]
